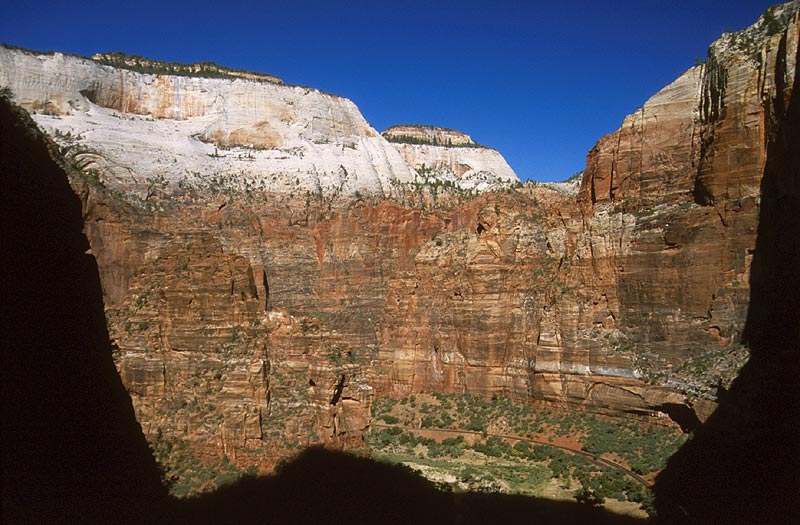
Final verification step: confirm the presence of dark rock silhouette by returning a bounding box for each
[1,94,171,523]
[178,446,646,525]
[654,35,800,524]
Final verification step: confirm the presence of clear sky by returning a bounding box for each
[1,0,780,181]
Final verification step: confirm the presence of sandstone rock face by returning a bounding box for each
[2,2,797,475]
[383,124,520,190]
[567,1,798,417]
[581,1,799,214]
[391,142,519,188]
[694,6,799,207]
[580,67,703,209]
[0,46,419,196]
[382,124,477,146]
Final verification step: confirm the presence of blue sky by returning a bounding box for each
[1,0,779,181]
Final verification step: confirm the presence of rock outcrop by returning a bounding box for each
[1,1,797,479]
[580,67,702,209]
[91,52,284,84]
[580,2,799,214]
[383,124,520,190]
[382,124,477,146]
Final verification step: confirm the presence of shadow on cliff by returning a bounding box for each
[0,96,649,524]
[0,96,171,522]
[654,36,800,524]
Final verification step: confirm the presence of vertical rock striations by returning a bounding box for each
[579,67,703,209]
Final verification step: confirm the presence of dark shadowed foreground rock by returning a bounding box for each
[179,446,646,525]
[1,89,169,523]
[654,19,800,524]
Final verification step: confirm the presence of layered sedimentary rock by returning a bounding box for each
[580,67,703,209]
[580,2,799,214]
[0,46,419,196]
[569,1,798,420]
[383,124,519,190]
[1,1,797,473]
[382,124,477,146]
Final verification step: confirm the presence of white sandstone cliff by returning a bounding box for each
[0,47,423,197]
[382,125,519,191]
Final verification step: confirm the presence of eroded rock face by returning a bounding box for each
[2,2,797,474]
[382,124,477,146]
[580,67,703,209]
[382,124,520,190]
[0,46,418,196]
[580,2,799,216]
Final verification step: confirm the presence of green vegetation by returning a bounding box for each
[92,51,280,82]
[149,431,256,498]
[388,123,462,133]
[366,425,650,509]
[383,124,493,149]
[375,391,684,472]
[369,392,688,518]
[641,342,750,400]
[392,180,472,210]
[367,429,552,495]
[761,5,782,36]
[384,133,490,149]
[581,418,685,475]
[2,43,344,98]
[2,43,278,83]
[1,42,84,59]
[723,3,795,59]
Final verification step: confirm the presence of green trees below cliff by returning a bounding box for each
[374,392,686,472]
[366,425,652,514]
[369,392,686,518]
[149,431,257,498]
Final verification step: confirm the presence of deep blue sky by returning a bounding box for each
[1,0,778,181]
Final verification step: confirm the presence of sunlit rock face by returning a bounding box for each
[0,47,420,197]
[565,1,798,420]
[580,2,799,215]
[378,3,799,419]
[382,124,520,191]
[580,67,703,209]
[382,124,478,146]
[0,2,797,470]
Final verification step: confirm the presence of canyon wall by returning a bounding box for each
[1,1,797,472]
